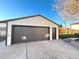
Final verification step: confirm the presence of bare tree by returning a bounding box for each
[54,0,79,20]
[53,0,79,34]
[64,0,79,20]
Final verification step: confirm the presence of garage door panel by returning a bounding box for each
[12,26,49,44]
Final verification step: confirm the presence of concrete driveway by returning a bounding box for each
[0,40,79,59]
[66,40,79,49]
[0,40,6,48]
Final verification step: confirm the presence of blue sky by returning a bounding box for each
[0,0,66,27]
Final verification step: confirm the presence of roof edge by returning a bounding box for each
[0,15,60,26]
[39,15,60,26]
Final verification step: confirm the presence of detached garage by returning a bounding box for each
[0,15,59,46]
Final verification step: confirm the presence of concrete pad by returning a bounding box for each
[0,40,79,59]
[27,40,79,59]
[66,41,79,49]
[0,40,6,48]
[0,43,26,59]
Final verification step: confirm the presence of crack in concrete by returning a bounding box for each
[26,43,28,59]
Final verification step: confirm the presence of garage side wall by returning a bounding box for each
[7,16,59,45]
[0,23,7,42]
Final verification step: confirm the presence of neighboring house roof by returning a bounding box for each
[0,15,60,26]
[71,22,79,25]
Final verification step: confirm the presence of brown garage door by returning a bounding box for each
[11,25,50,44]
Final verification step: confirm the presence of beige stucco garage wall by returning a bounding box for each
[7,16,59,45]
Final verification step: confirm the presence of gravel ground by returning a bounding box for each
[0,40,79,59]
